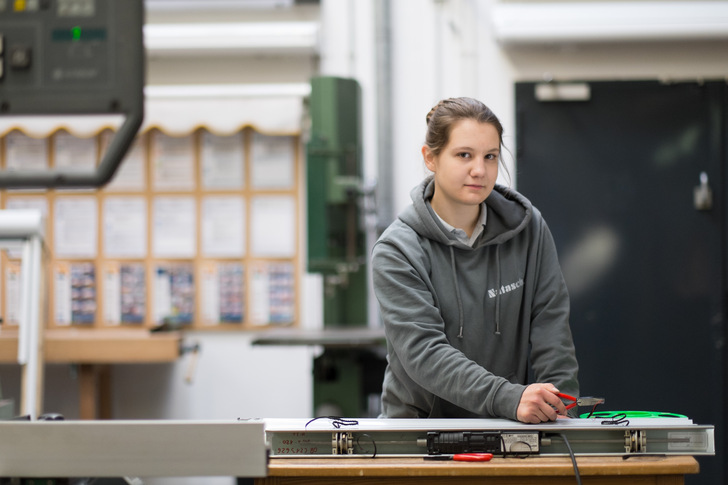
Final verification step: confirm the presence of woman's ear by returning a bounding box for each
[422,145,437,172]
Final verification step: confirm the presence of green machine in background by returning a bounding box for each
[307,76,368,326]
[306,76,386,417]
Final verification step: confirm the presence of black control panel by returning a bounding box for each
[0,0,144,188]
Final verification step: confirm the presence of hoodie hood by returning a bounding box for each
[399,176,533,249]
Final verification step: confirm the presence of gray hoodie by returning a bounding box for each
[372,177,579,420]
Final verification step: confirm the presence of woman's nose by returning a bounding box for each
[470,159,486,176]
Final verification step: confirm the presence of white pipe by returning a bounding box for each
[20,235,42,419]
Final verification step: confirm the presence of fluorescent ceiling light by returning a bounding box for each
[492,1,728,43]
[144,83,312,98]
[144,21,319,55]
[145,0,295,11]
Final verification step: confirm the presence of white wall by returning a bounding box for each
[112,334,314,420]
[387,0,512,213]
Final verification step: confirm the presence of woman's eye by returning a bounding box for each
[457,152,471,159]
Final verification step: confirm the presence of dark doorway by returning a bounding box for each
[517,80,726,485]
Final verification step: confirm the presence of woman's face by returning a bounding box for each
[423,118,500,214]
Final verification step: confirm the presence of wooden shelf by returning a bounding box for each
[0,328,183,419]
[0,328,182,364]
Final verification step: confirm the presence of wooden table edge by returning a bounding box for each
[266,455,700,478]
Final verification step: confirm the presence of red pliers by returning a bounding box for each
[557,393,605,410]
[453,453,493,462]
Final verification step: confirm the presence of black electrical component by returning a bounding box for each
[426,431,503,455]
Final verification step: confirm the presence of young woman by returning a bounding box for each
[372,97,579,423]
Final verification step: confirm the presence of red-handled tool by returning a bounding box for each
[424,453,494,462]
[453,453,493,462]
[557,393,605,410]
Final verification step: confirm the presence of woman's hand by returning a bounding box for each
[516,383,567,423]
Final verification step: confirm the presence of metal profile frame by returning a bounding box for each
[264,417,716,458]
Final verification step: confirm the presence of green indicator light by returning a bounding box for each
[52,27,106,42]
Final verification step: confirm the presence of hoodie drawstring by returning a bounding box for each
[494,245,502,335]
[449,247,465,339]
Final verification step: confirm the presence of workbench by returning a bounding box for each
[0,419,704,482]
[0,328,182,419]
[258,455,699,485]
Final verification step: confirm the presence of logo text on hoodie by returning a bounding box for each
[488,278,524,298]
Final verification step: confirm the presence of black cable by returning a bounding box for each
[601,413,629,426]
[586,402,600,418]
[305,416,359,429]
[356,433,378,458]
[510,440,533,459]
[557,433,582,485]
